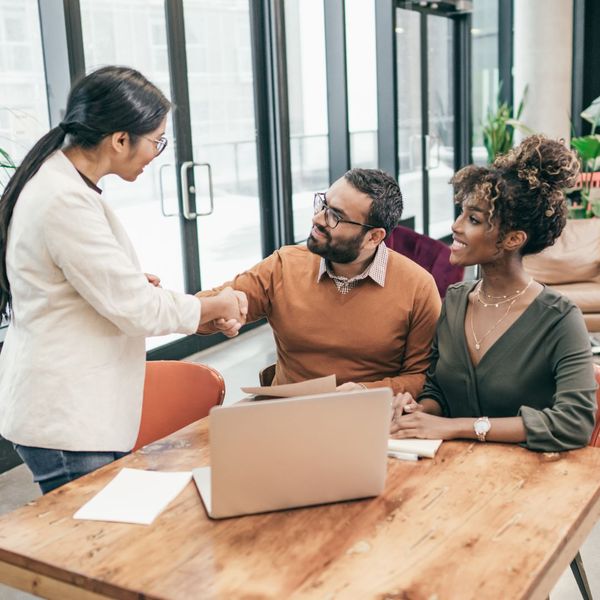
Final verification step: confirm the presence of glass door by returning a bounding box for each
[80,0,187,349]
[80,0,267,353]
[0,0,50,333]
[182,0,264,289]
[396,8,424,233]
[395,4,457,239]
[284,0,330,243]
[427,15,455,239]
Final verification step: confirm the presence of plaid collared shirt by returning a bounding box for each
[316,242,388,294]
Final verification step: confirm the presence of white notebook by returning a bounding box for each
[73,468,192,525]
[388,438,442,458]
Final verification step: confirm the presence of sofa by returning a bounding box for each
[523,218,600,331]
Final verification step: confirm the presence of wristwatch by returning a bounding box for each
[473,416,491,442]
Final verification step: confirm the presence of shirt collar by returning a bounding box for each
[317,242,388,287]
[76,169,102,194]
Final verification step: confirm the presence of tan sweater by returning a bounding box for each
[197,245,441,397]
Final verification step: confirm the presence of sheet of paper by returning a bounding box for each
[241,374,337,398]
[388,438,442,458]
[73,468,192,525]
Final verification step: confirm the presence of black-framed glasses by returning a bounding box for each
[142,134,168,156]
[313,192,376,230]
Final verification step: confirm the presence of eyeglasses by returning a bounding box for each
[313,192,376,230]
[141,134,168,156]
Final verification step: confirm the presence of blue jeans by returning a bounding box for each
[14,444,128,494]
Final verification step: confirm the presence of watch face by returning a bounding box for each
[475,419,491,434]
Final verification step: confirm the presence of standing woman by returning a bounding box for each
[0,66,246,493]
[391,135,596,451]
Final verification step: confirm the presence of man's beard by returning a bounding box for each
[307,225,366,264]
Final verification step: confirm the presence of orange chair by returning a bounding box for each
[589,363,600,447]
[133,360,225,451]
[569,363,600,600]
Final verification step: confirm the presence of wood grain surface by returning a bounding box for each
[1,418,599,600]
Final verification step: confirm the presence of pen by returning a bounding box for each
[387,450,419,461]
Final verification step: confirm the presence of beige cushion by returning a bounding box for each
[524,219,600,284]
[548,281,600,313]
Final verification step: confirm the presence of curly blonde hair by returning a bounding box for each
[452,135,580,255]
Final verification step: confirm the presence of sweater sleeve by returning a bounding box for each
[417,301,450,414]
[43,191,201,337]
[362,274,441,397]
[195,251,278,334]
[519,307,597,451]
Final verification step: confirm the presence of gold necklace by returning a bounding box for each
[470,294,517,351]
[476,278,533,308]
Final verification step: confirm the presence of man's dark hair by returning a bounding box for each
[343,168,403,235]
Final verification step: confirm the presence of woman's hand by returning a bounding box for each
[390,411,456,439]
[145,273,161,287]
[215,287,248,322]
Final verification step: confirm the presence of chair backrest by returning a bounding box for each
[589,363,600,448]
[574,172,600,189]
[385,225,464,298]
[133,360,225,451]
[259,363,276,387]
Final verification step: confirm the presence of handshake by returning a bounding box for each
[195,287,248,338]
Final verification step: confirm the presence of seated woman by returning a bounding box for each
[392,135,596,451]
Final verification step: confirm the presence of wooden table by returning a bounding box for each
[1,419,600,600]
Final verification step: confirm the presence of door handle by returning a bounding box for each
[158,163,178,217]
[180,161,215,220]
[408,134,421,171]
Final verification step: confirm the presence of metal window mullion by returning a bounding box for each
[571,0,585,137]
[265,0,294,247]
[375,0,398,179]
[249,0,278,256]
[324,0,350,181]
[420,12,430,236]
[38,0,85,126]
[498,0,513,107]
[164,0,201,294]
[453,14,471,172]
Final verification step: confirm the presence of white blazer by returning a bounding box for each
[0,151,201,451]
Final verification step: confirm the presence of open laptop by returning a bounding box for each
[192,387,392,519]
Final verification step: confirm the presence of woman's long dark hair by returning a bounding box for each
[0,66,170,319]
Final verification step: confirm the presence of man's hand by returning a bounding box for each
[215,287,248,322]
[214,318,243,338]
[145,273,161,287]
[390,411,454,439]
[336,382,366,392]
[196,287,248,336]
[390,392,423,433]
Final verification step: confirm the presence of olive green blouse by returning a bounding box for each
[419,281,597,451]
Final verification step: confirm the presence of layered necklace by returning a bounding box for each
[470,278,533,351]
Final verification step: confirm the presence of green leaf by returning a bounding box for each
[571,135,600,162]
[581,96,600,127]
[0,147,15,168]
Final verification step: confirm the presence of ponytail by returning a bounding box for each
[0,126,67,318]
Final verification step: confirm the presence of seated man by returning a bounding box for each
[197,168,441,397]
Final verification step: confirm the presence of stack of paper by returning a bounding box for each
[241,374,337,398]
[73,468,192,525]
[388,438,442,459]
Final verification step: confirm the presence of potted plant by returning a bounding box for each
[0,147,15,192]
[570,95,600,218]
[482,85,531,164]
